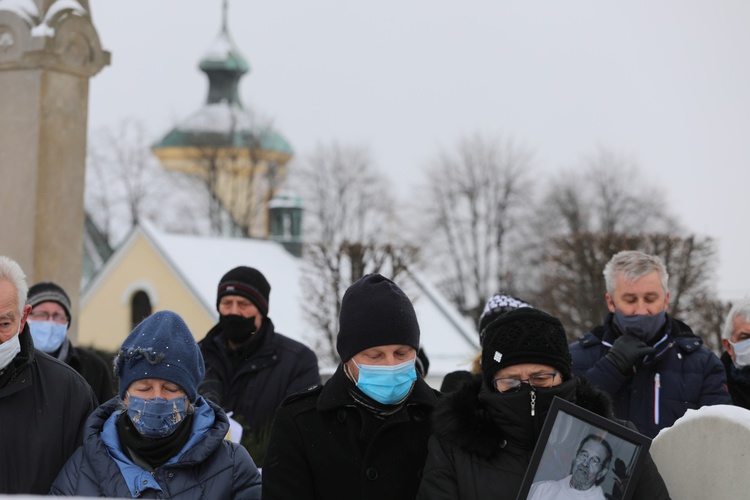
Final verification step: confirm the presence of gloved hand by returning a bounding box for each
[605,335,655,374]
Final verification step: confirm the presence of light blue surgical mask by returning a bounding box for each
[355,358,417,405]
[0,331,21,370]
[730,338,750,368]
[613,309,667,342]
[28,320,68,353]
[126,394,190,438]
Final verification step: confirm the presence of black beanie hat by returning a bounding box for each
[336,274,420,362]
[27,281,72,325]
[216,266,271,316]
[481,307,572,388]
[114,310,205,401]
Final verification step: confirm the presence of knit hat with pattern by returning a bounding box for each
[216,266,271,317]
[481,307,572,387]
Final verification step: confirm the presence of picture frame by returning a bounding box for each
[516,397,652,500]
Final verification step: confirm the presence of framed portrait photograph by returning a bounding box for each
[516,397,652,500]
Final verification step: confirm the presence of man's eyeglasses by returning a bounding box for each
[493,371,558,393]
[29,311,68,323]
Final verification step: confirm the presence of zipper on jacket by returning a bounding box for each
[530,388,536,416]
[654,373,661,425]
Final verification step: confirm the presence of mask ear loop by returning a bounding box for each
[186,402,195,415]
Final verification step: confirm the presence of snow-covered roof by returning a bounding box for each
[139,221,478,377]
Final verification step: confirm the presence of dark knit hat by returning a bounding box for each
[478,293,532,337]
[26,281,72,324]
[114,310,205,401]
[481,307,572,388]
[336,274,420,361]
[216,266,271,317]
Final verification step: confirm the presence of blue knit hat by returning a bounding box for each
[114,310,205,401]
[336,274,420,361]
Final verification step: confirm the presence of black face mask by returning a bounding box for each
[219,314,257,344]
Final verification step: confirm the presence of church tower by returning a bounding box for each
[152,0,293,238]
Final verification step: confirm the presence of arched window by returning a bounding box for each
[131,291,152,330]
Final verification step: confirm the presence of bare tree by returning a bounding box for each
[517,147,725,345]
[412,133,534,320]
[293,142,418,366]
[85,119,219,244]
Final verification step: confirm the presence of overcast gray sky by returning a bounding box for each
[88,0,750,302]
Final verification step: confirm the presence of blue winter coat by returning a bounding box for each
[50,397,262,499]
[570,313,730,437]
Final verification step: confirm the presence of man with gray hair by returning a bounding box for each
[720,299,750,410]
[0,256,97,495]
[570,250,729,437]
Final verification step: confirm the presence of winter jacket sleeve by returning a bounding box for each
[49,447,84,495]
[416,435,461,500]
[229,442,262,500]
[261,404,316,499]
[697,348,732,407]
[284,346,321,397]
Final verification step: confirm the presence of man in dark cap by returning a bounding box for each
[26,281,114,404]
[262,273,440,500]
[198,266,320,465]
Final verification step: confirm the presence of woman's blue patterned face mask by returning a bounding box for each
[126,394,189,438]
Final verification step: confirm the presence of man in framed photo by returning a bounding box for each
[528,434,611,500]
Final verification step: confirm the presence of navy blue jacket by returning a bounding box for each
[50,397,261,499]
[570,313,730,437]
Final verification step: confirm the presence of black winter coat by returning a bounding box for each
[49,397,262,499]
[0,325,97,495]
[570,313,730,437]
[721,351,750,410]
[262,364,440,500]
[198,318,320,452]
[417,377,670,500]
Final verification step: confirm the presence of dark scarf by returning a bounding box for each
[116,411,194,470]
[433,376,613,460]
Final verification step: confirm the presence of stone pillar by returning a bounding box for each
[0,0,109,337]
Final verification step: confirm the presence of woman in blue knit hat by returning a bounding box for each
[50,310,261,499]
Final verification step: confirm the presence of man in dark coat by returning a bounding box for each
[0,256,97,495]
[26,281,114,404]
[570,250,730,438]
[262,273,441,500]
[720,299,750,410]
[417,307,670,500]
[198,266,320,465]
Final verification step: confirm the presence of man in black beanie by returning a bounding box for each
[198,266,320,466]
[26,281,114,404]
[263,273,440,500]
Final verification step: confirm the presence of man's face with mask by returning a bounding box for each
[218,295,263,348]
[605,270,669,316]
[722,314,750,366]
[0,279,29,343]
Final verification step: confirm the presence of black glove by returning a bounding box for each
[605,335,655,374]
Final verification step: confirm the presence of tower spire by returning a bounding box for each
[222,0,228,33]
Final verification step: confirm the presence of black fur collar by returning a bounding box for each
[431,377,613,460]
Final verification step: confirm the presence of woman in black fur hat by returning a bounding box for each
[417,307,670,500]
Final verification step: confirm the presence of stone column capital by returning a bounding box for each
[0,0,110,77]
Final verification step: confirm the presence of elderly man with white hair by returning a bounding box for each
[0,256,97,495]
